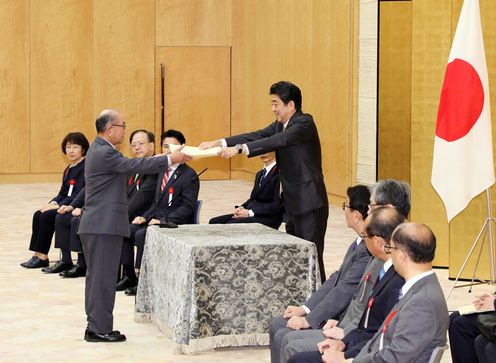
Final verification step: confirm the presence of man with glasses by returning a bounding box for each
[78,110,191,342]
[120,129,199,296]
[319,223,448,363]
[270,185,372,363]
[286,207,405,363]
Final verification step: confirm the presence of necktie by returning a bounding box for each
[160,168,171,193]
[378,267,386,280]
[352,239,359,251]
[259,168,267,186]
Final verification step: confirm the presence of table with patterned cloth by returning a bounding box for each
[135,223,320,354]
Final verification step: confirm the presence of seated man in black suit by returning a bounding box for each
[120,129,199,295]
[53,129,158,277]
[209,151,283,229]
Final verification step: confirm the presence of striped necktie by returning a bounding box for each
[160,168,171,193]
[259,168,267,186]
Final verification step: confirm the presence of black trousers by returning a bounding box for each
[209,213,281,230]
[121,224,147,272]
[285,206,328,283]
[449,311,481,363]
[80,233,122,334]
[29,209,58,255]
[475,334,496,363]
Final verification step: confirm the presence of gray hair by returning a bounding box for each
[371,179,411,218]
[95,109,120,133]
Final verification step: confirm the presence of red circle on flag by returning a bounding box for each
[436,58,484,142]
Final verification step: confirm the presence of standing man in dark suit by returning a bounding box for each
[200,81,328,281]
[77,110,191,343]
[209,152,283,229]
[119,129,199,295]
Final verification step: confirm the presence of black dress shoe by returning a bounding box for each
[60,264,86,278]
[84,328,126,343]
[125,286,137,296]
[21,256,49,269]
[42,261,73,273]
[116,276,137,291]
[20,256,36,267]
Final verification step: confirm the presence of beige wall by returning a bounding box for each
[231,0,359,202]
[0,0,359,205]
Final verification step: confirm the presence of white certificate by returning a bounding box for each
[169,144,221,159]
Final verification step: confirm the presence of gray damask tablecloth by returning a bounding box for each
[135,224,320,353]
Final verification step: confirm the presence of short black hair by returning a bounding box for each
[95,110,119,133]
[161,129,186,145]
[365,207,405,243]
[129,129,155,144]
[61,132,90,156]
[392,223,436,263]
[347,185,370,219]
[372,179,411,218]
[269,81,302,110]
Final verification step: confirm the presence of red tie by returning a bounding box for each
[160,168,171,193]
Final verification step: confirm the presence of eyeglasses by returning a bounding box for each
[130,141,147,149]
[359,232,375,240]
[342,202,351,211]
[112,122,126,129]
[368,203,384,210]
[383,244,399,254]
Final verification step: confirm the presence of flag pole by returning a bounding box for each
[447,188,496,300]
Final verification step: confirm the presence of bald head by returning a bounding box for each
[391,223,436,263]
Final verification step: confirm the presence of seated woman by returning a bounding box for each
[20,132,89,270]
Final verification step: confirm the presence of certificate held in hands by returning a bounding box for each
[169,144,221,159]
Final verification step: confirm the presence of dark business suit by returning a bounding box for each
[341,267,405,358]
[209,165,283,229]
[29,160,85,255]
[450,296,496,363]
[280,258,383,362]
[122,163,199,270]
[226,110,328,281]
[126,172,158,221]
[475,332,496,363]
[353,273,449,363]
[286,266,405,363]
[77,136,168,334]
[54,187,85,253]
[270,238,371,363]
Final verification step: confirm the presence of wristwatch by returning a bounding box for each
[235,144,243,154]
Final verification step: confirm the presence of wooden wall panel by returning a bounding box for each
[155,47,231,180]
[0,0,29,174]
[232,0,358,201]
[156,0,231,46]
[378,1,411,184]
[448,0,496,279]
[30,0,94,173]
[93,0,155,156]
[411,0,452,266]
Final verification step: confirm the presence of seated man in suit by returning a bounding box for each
[317,222,449,363]
[274,179,412,362]
[284,207,405,363]
[270,185,372,363]
[120,129,199,295]
[449,292,496,363]
[209,151,283,229]
[54,129,158,278]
